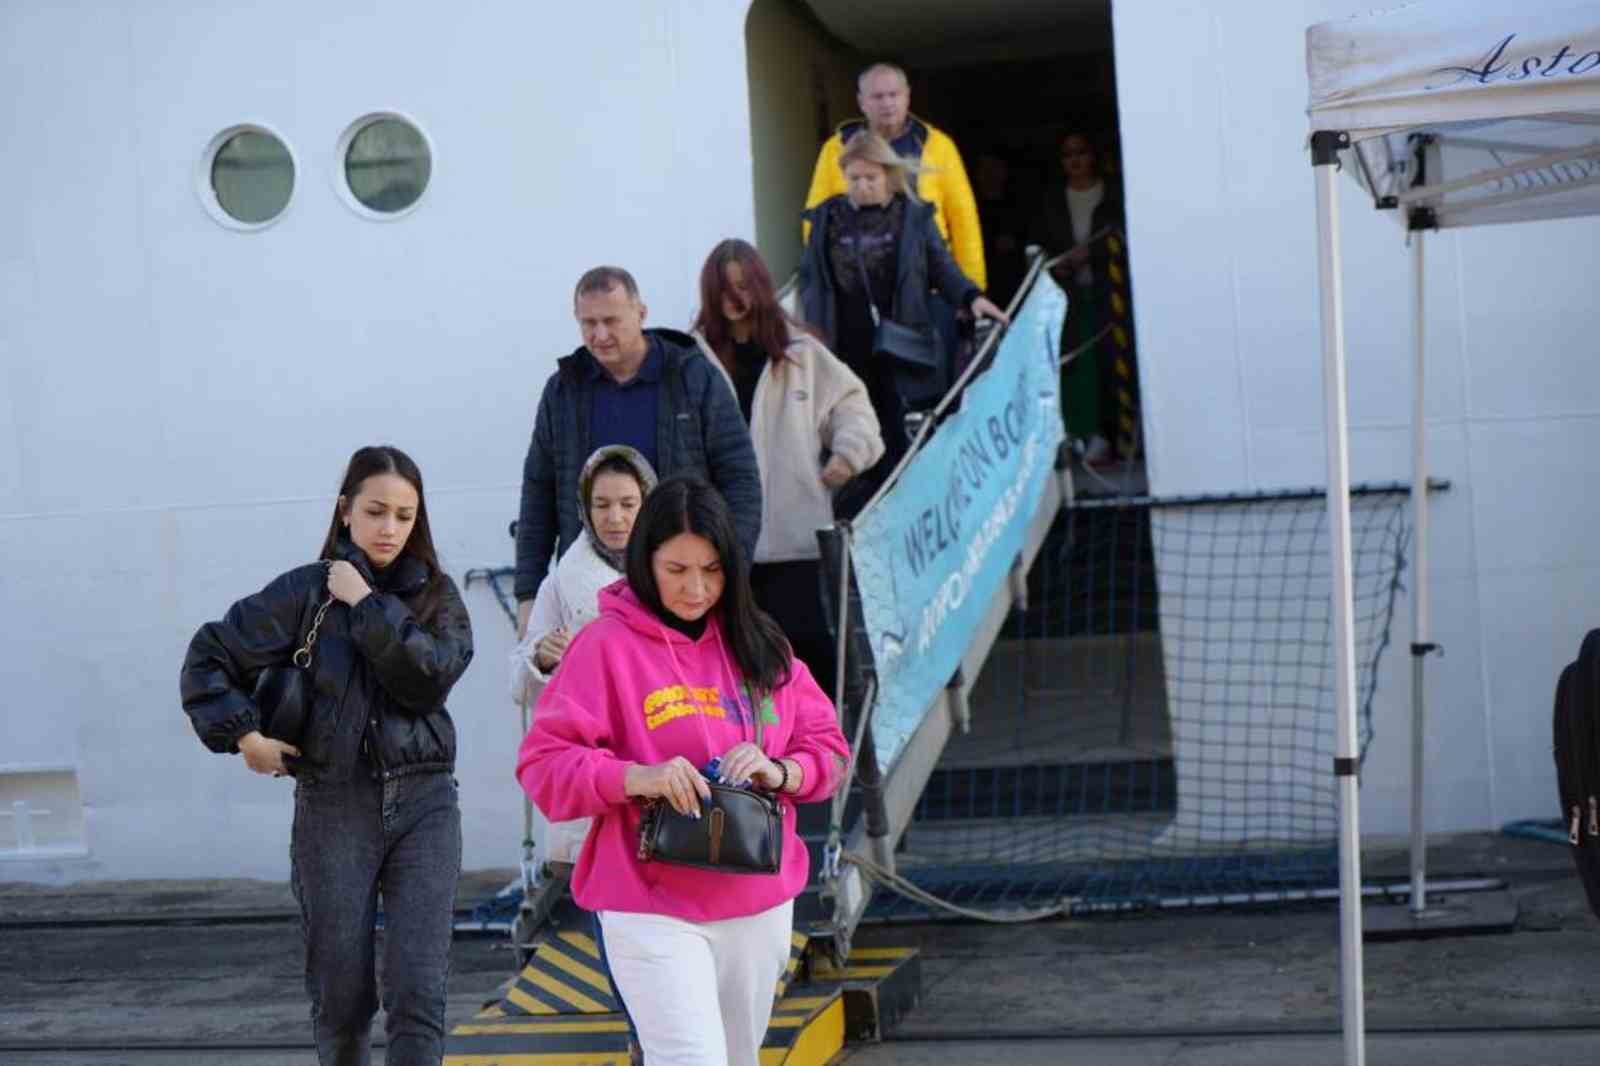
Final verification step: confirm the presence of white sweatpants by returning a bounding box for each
[598,899,794,1066]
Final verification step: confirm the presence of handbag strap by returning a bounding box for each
[740,680,765,752]
[849,206,884,329]
[292,563,335,669]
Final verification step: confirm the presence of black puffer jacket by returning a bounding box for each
[180,538,474,780]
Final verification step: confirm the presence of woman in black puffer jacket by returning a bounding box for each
[181,444,473,1066]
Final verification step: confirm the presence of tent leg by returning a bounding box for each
[1408,227,1431,916]
[1313,132,1366,1066]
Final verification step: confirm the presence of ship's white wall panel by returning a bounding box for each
[1114,0,1600,836]
[0,0,751,880]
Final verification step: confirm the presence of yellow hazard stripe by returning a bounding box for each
[505,984,557,1016]
[813,964,896,980]
[843,947,915,960]
[452,1018,632,1036]
[523,967,609,1013]
[536,944,615,998]
[557,930,601,960]
[775,995,832,1011]
[761,995,845,1064]
[451,1049,630,1056]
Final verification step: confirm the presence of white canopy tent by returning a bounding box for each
[1305,4,1600,1064]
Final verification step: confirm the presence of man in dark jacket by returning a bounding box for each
[514,266,761,635]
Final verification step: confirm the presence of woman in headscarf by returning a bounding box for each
[510,445,656,870]
[512,444,659,700]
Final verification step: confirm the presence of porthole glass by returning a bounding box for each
[210,129,295,225]
[344,117,431,215]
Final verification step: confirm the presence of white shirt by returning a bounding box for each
[1065,181,1105,286]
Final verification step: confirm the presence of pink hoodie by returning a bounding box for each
[516,582,850,922]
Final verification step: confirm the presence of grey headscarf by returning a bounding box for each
[577,445,659,571]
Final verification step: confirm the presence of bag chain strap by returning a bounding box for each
[292,564,336,669]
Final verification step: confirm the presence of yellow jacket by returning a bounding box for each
[802,117,987,291]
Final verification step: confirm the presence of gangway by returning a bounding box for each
[446,250,1071,1063]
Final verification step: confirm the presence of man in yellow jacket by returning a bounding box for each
[803,62,986,290]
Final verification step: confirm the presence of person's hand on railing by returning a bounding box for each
[971,294,1010,327]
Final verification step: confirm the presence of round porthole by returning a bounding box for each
[199,125,295,230]
[338,113,432,219]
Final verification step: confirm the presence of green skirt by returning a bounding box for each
[1060,285,1105,441]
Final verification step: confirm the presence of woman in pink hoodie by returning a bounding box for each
[516,476,849,1066]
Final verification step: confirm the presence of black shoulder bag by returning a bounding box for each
[251,564,334,748]
[636,691,783,875]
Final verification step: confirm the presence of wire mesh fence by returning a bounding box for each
[868,485,1410,916]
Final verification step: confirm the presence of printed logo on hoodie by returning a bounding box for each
[643,685,728,730]
[641,682,782,731]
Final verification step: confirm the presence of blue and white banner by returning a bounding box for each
[850,275,1067,771]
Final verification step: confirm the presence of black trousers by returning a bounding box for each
[750,559,838,701]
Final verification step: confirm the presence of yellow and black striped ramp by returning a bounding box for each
[445,929,844,1064]
[775,929,808,999]
[476,928,809,1020]
[803,946,921,1043]
[443,984,844,1064]
[485,928,622,1017]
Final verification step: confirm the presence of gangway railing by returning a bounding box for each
[812,246,1076,960]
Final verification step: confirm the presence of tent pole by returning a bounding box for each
[1408,222,1431,916]
[1312,129,1366,1066]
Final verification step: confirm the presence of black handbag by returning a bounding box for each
[251,566,334,748]
[636,782,783,874]
[635,699,783,875]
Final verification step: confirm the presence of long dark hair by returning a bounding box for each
[692,239,801,375]
[625,476,791,692]
[318,445,446,626]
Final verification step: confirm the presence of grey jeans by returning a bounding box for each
[290,769,461,1066]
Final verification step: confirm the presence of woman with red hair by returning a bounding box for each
[692,238,883,695]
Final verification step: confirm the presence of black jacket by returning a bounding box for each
[514,328,761,600]
[797,194,979,355]
[180,539,474,780]
[1033,180,1125,300]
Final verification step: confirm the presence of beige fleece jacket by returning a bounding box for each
[696,330,884,563]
